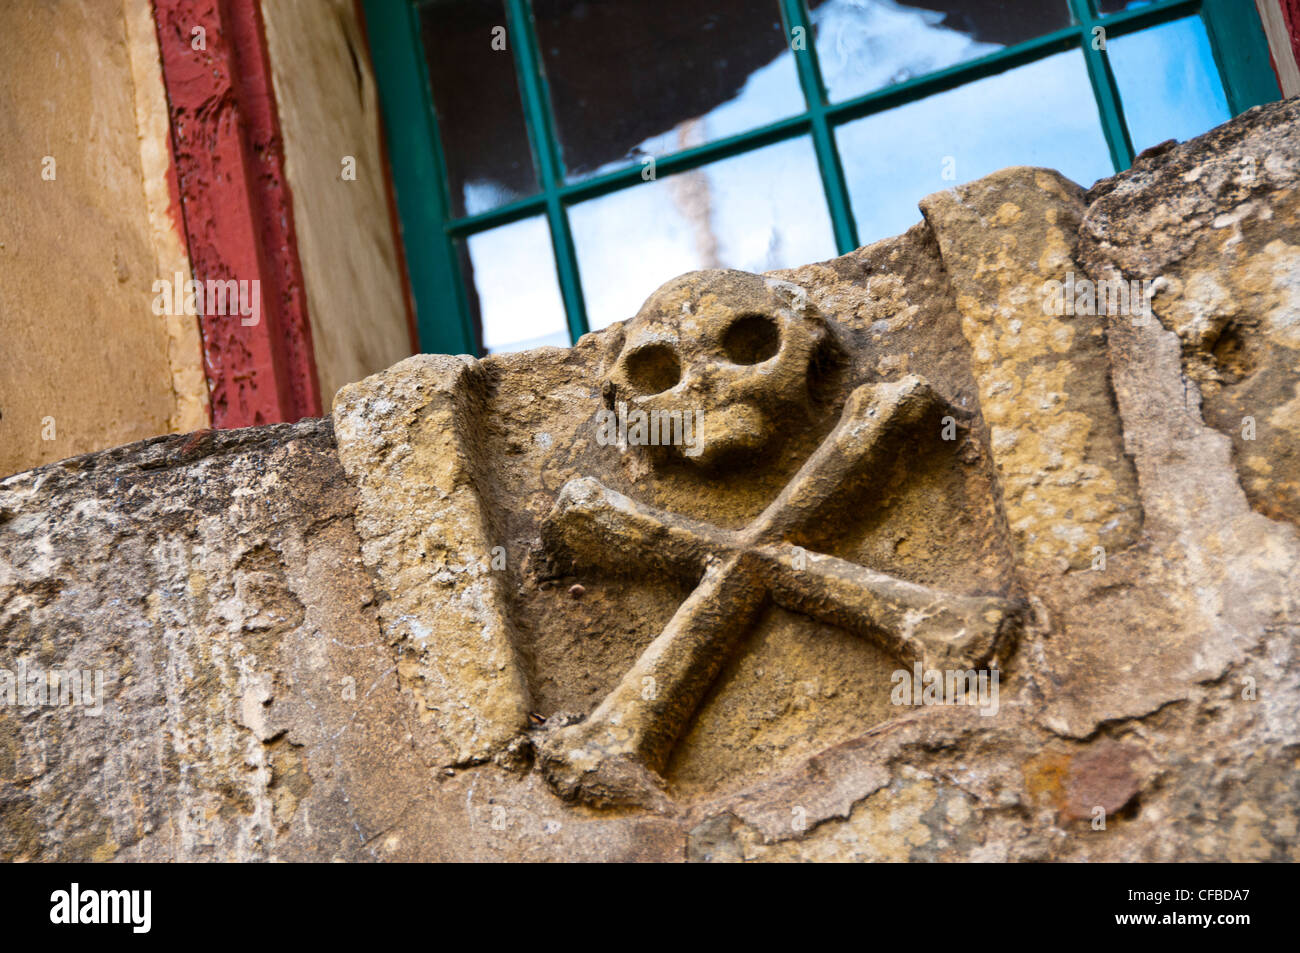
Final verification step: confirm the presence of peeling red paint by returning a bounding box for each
[154,0,322,428]
[1282,0,1300,72]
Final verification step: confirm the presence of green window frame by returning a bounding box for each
[364,0,1281,356]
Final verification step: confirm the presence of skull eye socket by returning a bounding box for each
[721,313,781,365]
[623,343,681,395]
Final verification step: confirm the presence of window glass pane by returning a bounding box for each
[533,0,805,181]
[459,217,569,353]
[810,0,1075,103]
[1108,17,1232,154]
[1096,0,1155,14]
[836,49,1113,245]
[570,137,836,330]
[420,0,539,217]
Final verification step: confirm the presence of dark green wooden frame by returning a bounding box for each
[364,0,1280,355]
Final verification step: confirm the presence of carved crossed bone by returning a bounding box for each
[537,375,1023,807]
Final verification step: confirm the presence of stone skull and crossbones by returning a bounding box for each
[539,270,1022,808]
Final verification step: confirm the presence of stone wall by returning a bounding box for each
[0,0,208,479]
[2,101,1297,861]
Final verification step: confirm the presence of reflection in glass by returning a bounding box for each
[1108,18,1232,155]
[836,49,1113,246]
[570,138,835,330]
[809,0,1074,103]
[420,0,538,217]
[459,217,569,353]
[533,0,804,181]
[1096,0,1155,14]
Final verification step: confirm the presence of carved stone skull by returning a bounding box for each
[605,269,837,468]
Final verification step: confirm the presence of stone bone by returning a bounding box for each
[539,375,1024,806]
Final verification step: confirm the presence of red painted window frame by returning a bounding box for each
[1280,0,1300,70]
[153,0,322,428]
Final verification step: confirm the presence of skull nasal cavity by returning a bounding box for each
[722,314,781,365]
[625,343,681,395]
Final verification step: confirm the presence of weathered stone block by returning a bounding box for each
[3,101,1299,862]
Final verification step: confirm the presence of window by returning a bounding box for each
[365,0,1281,356]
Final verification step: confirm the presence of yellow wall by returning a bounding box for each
[261,0,414,407]
[0,0,412,479]
[0,0,208,478]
